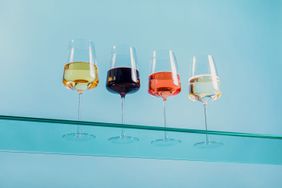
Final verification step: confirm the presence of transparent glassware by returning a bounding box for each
[188,55,223,148]
[148,49,182,146]
[106,45,140,144]
[62,39,99,141]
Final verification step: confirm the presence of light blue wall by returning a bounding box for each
[1,0,281,134]
[0,0,281,187]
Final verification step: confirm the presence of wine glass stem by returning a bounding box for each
[76,93,82,134]
[163,99,167,140]
[78,93,81,120]
[121,96,125,137]
[203,103,209,144]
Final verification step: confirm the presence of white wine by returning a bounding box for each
[63,62,99,94]
[189,74,221,102]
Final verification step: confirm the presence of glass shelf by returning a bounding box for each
[0,115,281,165]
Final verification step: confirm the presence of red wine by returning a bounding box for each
[106,67,140,97]
[149,72,181,100]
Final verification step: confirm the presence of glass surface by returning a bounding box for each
[1,115,281,165]
[106,45,140,144]
[148,50,181,146]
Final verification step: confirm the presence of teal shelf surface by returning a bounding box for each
[0,115,281,165]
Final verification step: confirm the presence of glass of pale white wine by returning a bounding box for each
[188,55,223,148]
[62,39,99,141]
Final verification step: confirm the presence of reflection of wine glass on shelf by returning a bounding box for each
[106,45,140,144]
[189,55,223,148]
[149,50,181,146]
[62,39,99,141]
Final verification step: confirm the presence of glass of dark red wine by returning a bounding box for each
[106,45,140,144]
[148,49,182,146]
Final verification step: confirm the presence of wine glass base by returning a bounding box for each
[62,132,96,142]
[151,138,181,147]
[108,135,139,144]
[194,141,223,149]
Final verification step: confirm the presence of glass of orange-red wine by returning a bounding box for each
[148,49,182,146]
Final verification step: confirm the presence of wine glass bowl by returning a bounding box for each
[106,66,140,98]
[148,50,181,101]
[148,72,181,101]
[189,55,221,103]
[63,39,99,94]
[63,62,99,94]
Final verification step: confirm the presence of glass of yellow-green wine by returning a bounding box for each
[62,39,99,141]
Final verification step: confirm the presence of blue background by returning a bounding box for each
[0,0,281,187]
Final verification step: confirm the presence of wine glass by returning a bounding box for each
[148,49,182,146]
[106,45,140,144]
[188,55,222,148]
[62,39,99,141]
